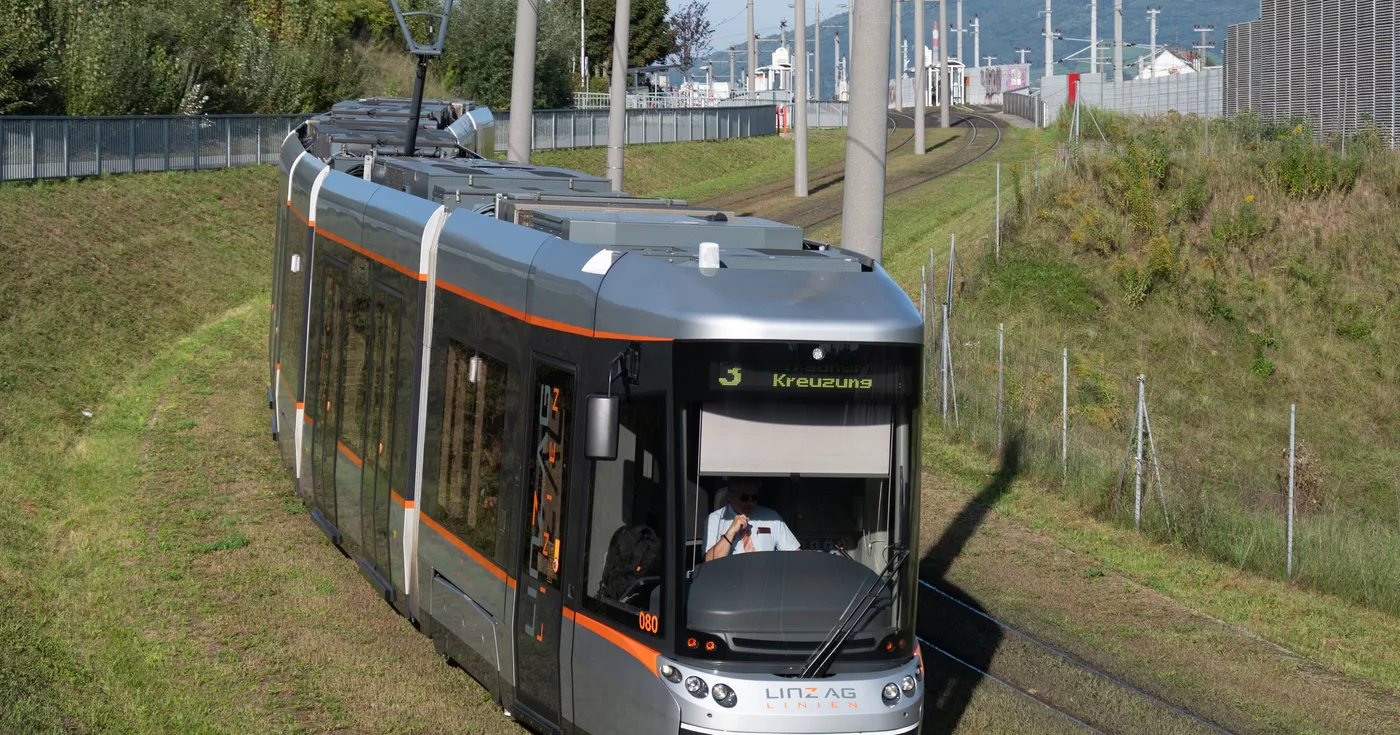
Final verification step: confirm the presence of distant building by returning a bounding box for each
[1136,46,1200,79]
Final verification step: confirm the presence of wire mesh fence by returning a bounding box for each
[912,147,1400,612]
[0,114,305,182]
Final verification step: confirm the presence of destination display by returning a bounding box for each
[709,362,881,392]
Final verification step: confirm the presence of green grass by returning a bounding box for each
[532,128,850,200]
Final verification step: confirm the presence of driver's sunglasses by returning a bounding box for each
[738,493,758,502]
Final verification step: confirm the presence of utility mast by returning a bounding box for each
[1146,5,1162,76]
[1089,0,1097,74]
[893,0,903,108]
[1015,46,1032,64]
[970,14,980,68]
[814,2,822,101]
[747,0,757,97]
[983,53,998,66]
[842,0,893,262]
[388,0,455,158]
[606,0,631,189]
[508,0,540,162]
[955,0,964,62]
[1113,0,1123,81]
[915,0,926,153]
[938,0,948,126]
[1042,0,1054,77]
[795,0,808,196]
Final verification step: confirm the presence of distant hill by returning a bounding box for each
[707,0,1262,100]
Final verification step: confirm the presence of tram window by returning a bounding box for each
[339,259,372,458]
[526,363,574,589]
[582,394,666,636]
[433,341,509,566]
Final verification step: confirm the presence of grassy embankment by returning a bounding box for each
[935,113,1400,614]
[837,115,1400,697]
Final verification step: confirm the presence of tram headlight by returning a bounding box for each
[812,347,825,360]
[684,676,709,698]
[881,682,901,704]
[901,675,917,695]
[711,683,738,708]
[660,664,682,684]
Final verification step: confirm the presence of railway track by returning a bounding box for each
[916,578,1237,735]
[704,111,1003,232]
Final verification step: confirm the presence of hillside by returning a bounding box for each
[943,112,1400,615]
[714,0,1261,100]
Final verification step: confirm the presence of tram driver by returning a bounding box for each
[704,478,800,561]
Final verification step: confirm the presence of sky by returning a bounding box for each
[707,1,795,49]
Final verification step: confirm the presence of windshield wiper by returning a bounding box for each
[799,544,910,678]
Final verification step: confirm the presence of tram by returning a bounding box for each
[268,97,925,735]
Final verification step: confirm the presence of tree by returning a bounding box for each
[667,0,712,75]
[439,0,576,110]
[584,0,674,72]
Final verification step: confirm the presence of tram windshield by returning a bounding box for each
[675,342,919,668]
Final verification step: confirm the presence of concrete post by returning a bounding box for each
[955,0,963,62]
[894,1,903,109]
[795,0,809,196]
[1044,0,1053,78]
[506,0,537,161]
[938,0,949,127]
[815,3,822,101]
[607,0,631,190]
[748,0,757,98]
[1089,0,1097,74]
[1114,0,1123,82]
[840,0,893,262]
[914,0,926,153]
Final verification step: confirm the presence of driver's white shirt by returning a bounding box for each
[705,505,800,556]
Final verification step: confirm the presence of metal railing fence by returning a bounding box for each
[1,114,306,182]
[493,104,776,153]
[1003,92,1047,127]
[2,106,779,182]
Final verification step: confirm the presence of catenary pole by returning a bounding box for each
[1089,0,1097,74]
[815,2,822,100]
[606,0,631,189]
[938,0,949,127]
[748,0,757,98]
[841,0,893,261]
[795,0,809,196]
[914,0,926,152]
[955,0,963,62]
[894,0,903,109]
[508,0,540,163]
[1113,0,1123,82]
[1044,0,1053,79]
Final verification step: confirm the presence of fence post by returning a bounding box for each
[226,119,232,167]
[994,162,1001,263]
[30,119,37,180]
[1062,347,1068,482]
[95,120,103,176]
[62,118,70,178]
[129,119,136,173]
[1287,403,1296,578]
[257,118,263,166]
[194,117,200,171]
[163,118,170,171]
[1135,374,1145,529]
[940,303,950,423]
[997,324,1005,455]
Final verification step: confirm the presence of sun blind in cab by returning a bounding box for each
[698,402,892,477]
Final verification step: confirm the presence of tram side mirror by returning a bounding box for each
[584,394,620,461]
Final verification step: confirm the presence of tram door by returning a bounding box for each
[360,283,406,590]
[310,260,349,532]
[513,360,576,729]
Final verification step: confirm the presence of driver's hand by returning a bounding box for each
[727,514,749,538]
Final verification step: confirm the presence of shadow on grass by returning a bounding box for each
[917,435,1021,734]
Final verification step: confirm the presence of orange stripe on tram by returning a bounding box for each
[420,513,516,589]
[314,226,426,282]
[566,609,659,677]
[434,279,672,343]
